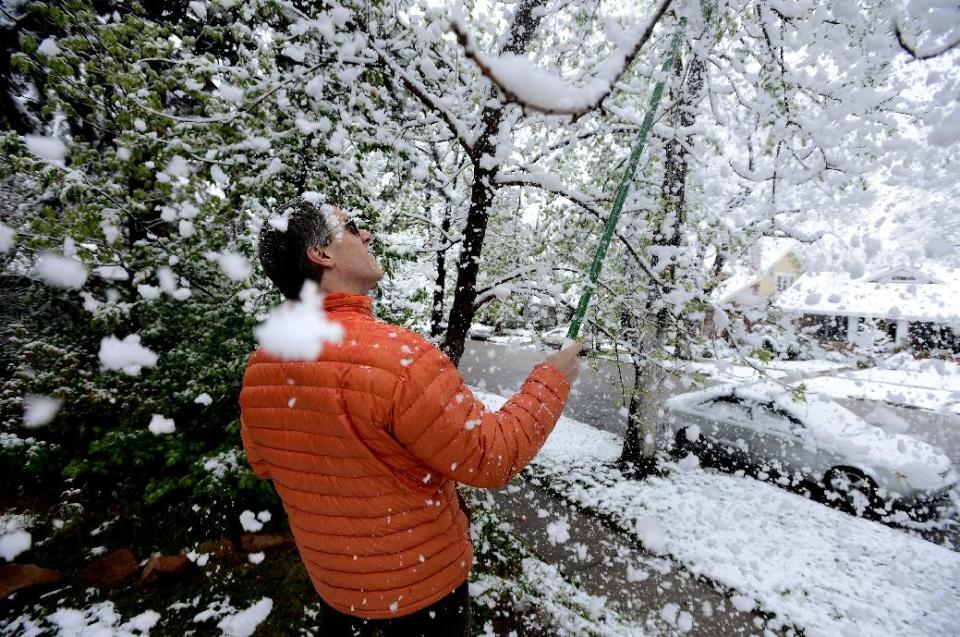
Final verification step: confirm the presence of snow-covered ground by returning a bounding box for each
[478,391,960,637]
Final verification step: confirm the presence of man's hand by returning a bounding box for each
[545,341,582,385]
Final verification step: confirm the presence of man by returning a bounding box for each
[239,198,580,636]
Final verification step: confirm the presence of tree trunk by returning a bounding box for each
[620,307,670,476]
[440,0,546,366]
[619,37,707,476]
[430,205,452,338]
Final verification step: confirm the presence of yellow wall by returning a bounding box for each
[756,253,802,298]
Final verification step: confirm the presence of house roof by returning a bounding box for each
[710,270,758,304]
[775,271,960,324]
[866,262,958,284]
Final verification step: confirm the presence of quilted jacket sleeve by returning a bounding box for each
[240,416,272,480]
[389,345,570,488]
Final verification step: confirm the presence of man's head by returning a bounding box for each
[258,197,383,299]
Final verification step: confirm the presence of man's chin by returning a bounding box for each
[367,267,385,287]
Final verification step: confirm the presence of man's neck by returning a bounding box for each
[320,282,372,296]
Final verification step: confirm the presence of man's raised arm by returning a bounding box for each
[390,342,580,488]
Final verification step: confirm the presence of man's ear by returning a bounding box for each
[306,246,334,269]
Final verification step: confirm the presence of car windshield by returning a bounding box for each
[703,396,751,421]
[749,403,803,436]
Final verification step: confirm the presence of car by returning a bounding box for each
[467,323,494,341]
[663,382,958,519]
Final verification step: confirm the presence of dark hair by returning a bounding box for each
[258,198,334,300]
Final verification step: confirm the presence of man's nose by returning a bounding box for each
[360,230,372,244]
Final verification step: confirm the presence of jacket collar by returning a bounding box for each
[323,292,373,316]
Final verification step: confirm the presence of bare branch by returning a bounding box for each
[474,262,555,306]
[449,0,674,117]
[495,173,671,292]
[529,124,649,163]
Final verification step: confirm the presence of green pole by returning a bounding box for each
[567,17,687,341]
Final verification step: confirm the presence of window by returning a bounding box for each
[747,404,802,437]
[704,396,752,422]
[804,314,848,341]
[775,274,795,292]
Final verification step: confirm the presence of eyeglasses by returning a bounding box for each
[344,218,361,235]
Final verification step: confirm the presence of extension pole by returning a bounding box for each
[567,17,687,341]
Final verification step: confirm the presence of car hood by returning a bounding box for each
[665,385,957,492]
[779,393,955,492]
[806,423,955,491]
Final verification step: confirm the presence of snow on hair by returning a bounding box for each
[258,197,335,300]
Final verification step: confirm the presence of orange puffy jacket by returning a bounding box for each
[239,293,570,619]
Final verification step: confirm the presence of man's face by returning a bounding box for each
[316,207,383,293]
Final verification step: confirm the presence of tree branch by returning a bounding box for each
[449,0,674,117]
[369,42,474,153]
[132,62,325,124]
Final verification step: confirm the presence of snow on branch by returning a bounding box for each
[369,42,474,152]
[450,0,674,117]
[894,20,960,61]
[133,62,325,125]
[495,170,603,209]
[495,172,671,293]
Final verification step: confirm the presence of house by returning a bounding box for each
[774,265,960,355]
[702,238,803,336]
[711,237,803,308]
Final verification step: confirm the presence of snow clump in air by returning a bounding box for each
[255,281,343,360]
[35,253,88,289]
[0,223,15,253]
[164,155,191,179]
[239,510,271,532]
[37,37,60,56]
[137,284,160,300]
[0,530,31,560]
[188,0,207,20]
[206,250,252,281]
[194,392,213,406]
[22,395,63,428]
[148,414,175,435]
[218,83,245,102]
[98,334,159,376]
[217,597,273,637]
[23,134,67,163]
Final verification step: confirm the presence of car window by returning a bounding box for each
[702,396,751,422]
[748,403,800,437]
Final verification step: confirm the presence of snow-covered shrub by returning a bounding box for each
[0,0,392,543]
